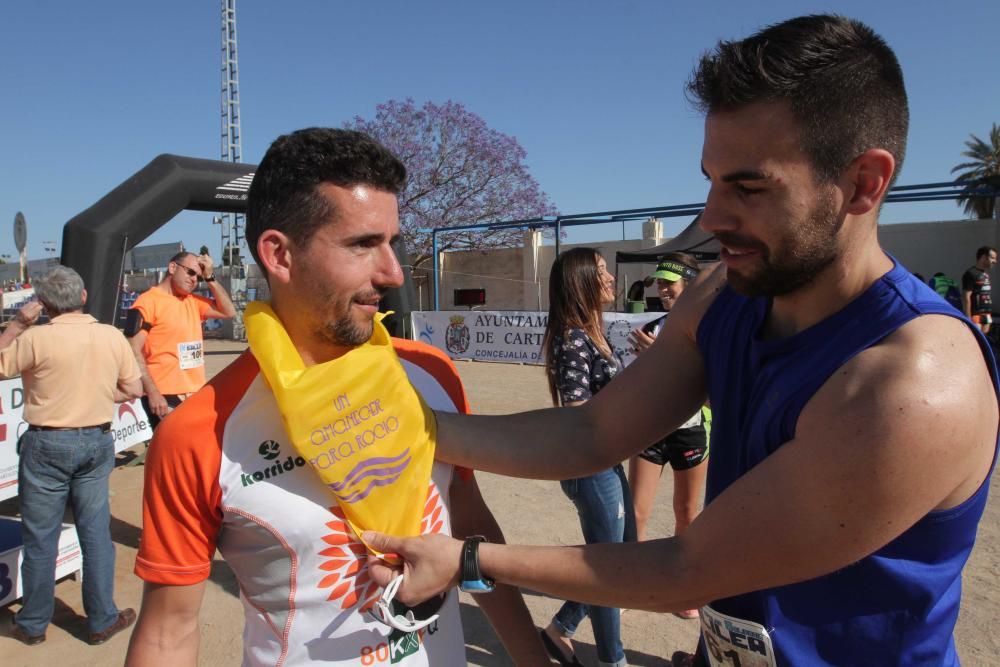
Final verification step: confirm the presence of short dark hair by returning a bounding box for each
[687,14,908,186]
[169,251,195,265]
[245,128,407,266]
[976,246,997,260]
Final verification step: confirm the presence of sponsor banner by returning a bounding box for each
[0,377,152,501]
[411,311,662,366]
[0,518,82,606]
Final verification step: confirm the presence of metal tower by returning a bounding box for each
[220,0,247,338]
[220,0,243,262]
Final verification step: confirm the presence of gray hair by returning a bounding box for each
[34,266,86,314]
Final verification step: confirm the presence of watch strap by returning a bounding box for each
[460,535,495,593]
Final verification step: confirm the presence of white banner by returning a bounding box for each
[0,377,152,501]
[1,288,34,312]
[411,310,663,367]
[0,518,82,606]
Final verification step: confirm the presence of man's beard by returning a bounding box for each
[310,285,385,348]
[722,193,840,298]
[319,310,375,348]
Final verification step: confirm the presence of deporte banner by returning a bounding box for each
[0,378,152,502]
[411,310,662,366]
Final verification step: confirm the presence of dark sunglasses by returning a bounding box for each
[174,264,200,278]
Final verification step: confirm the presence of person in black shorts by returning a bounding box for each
[626,252,709,620]
[962,245,996,334]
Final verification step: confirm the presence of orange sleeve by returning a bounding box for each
[194,293,215,319]
[392,337,474,481]
[131,290,155,323]
[134,353,258,585]
[134,398,224,585]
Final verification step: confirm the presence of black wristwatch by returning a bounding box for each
[204,275,216,283]
[459,536,495,593]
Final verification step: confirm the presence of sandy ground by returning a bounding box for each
[1,340,998,666]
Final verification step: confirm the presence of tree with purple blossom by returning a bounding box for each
[347,99,558,268]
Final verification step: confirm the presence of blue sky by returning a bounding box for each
[1,1,997,262]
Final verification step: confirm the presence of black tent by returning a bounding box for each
[61,154,417,336]
[614,213,718,264]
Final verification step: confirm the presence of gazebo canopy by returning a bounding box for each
[615,213,718,264]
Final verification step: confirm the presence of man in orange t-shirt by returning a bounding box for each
[127,251,235,428]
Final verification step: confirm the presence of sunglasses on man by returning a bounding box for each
[173,263,201,278]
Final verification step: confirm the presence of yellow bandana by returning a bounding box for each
[245,301,436,556]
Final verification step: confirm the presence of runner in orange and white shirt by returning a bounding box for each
[125,128,547,667]
[127,251,236,428]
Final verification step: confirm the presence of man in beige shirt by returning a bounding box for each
[1,266,142,647]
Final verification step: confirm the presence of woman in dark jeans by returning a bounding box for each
[539,247,636,667]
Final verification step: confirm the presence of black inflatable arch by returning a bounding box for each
[60,154,416,336]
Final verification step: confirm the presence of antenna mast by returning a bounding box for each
[220,0,246,338]
[220,0,244,260]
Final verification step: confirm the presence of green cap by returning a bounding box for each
[650,260,698,282]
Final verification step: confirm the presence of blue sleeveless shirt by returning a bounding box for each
[696,260,998,666]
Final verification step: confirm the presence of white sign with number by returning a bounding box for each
[0,377,152,502]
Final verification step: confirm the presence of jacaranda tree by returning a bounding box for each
[347,99,557,268]
[952,123,1000,220]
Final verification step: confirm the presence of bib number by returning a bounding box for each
[700,605,776,667]
[178,341,204,370]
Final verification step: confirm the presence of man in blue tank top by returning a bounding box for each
[363,15,999,667]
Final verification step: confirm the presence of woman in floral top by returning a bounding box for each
[538,247,636,667]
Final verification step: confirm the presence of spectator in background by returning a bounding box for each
[2,266,142,646]
[626,253,709,621]
[126,252,235,429]
[539,247,635,667]
[962,246,997,333]
[929,271,962,311]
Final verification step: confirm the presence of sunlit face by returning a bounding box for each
[656,278,685,311]
[168,256,201,295]
[596,255,615,305]
[699,101,843,297]
[290,184,404,348]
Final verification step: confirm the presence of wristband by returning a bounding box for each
[204,275,216,283]
[459,535,495,593]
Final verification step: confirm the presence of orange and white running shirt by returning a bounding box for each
[136,339,469,667]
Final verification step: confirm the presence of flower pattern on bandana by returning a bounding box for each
[549,328,623,404]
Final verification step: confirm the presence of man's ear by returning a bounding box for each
[81,288,88,306]
[843,149,895,216]
[258,230,293,284]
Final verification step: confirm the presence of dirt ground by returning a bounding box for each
[2,340,998,666]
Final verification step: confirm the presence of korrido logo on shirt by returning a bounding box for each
[258,440,281,460]
[241,440,307,487]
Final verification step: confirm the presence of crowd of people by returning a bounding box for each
[3,12,998,667]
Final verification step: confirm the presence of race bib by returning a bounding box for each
[700,605,776,667]
[178,341,204,370]
[245,302,436,557]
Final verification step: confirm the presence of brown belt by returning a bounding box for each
[28,423,112,433]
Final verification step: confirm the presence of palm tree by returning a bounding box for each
[952,123,1000,220]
